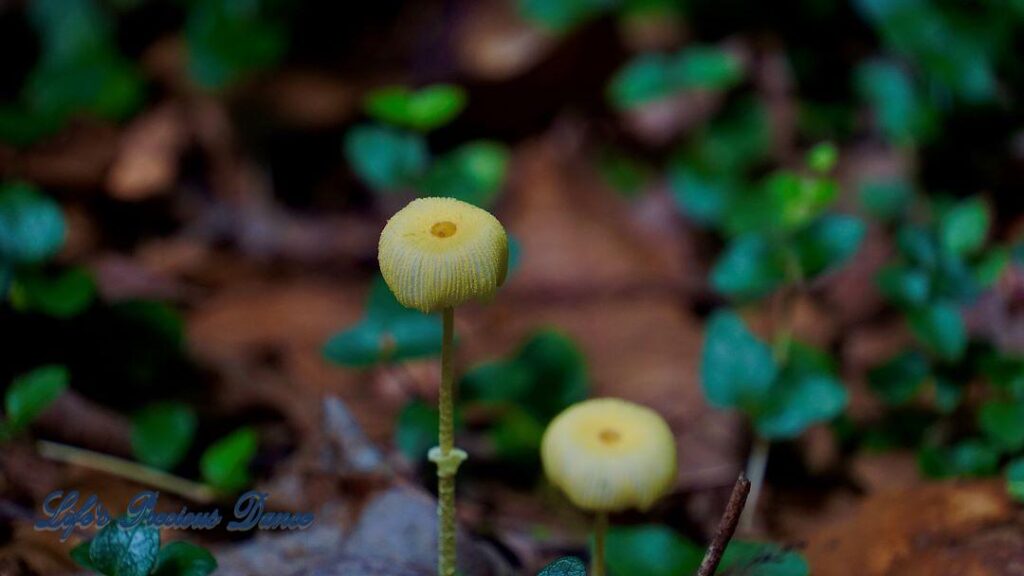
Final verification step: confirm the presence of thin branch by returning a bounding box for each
[696,473,752,576]
[36,441,219,504]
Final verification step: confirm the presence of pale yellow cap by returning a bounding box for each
[378,197,508,313]
[541,398,677,512]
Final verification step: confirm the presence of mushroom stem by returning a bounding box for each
[436,306,459,576]
[592,511,608,576]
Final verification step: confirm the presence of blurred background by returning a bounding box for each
[2,0,1024,574]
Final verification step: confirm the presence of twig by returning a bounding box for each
[36,441,219,504]
[696,473,752,576]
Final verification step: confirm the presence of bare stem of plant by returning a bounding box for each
[740,436,770,532]
[592,511,608,576]
[35,440,219,504]
[697,473,752,576]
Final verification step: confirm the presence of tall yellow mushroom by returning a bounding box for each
[378,197,508,576]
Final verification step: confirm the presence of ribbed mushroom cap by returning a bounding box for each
[541,398,677,512]
[378,197,508,313]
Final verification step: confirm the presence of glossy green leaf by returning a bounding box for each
[978,400,1024,452]
[537,556,587,576]
[519,0,612,32]
[605,524,702,576]
[907,301,966,361]
[701,310,778,410]
[876,265,930,308]
[668,163,740,227]
[0,182,66,264]
[1006,458,1024,502]
[200,427,258,492]
[868,351,929,405]
[5,365,68,432]
[806,142,838,173]
[670,46,744,90]
[186,0,286,89]
[939,197,989,257]
[131,402,197,471]
[855,59,935,145]
[792,215,865,279]
[88,520,160,576]
[710,234,788,300]
[323,276,442,367]
[755,343,847,440]
[151,541,218,576]
[365,84,467,131]
[858,179,913,221]
[918,440,999,479]
[419,141,509,207]
[718,540,810,576]
[394,399,441,462]
[344,125,429,191]
[609,46,742,109]
[973,247,1009,288]
[9,267,96,318]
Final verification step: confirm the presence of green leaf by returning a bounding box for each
[918,440,999,479]
[876,265,930,307]
[718,540,810,576]
[597,149,652,199]
[897,226,939,269]
[88,520,160,576]
[605,525,702,576]
[537,556,587,576]
[701,310,778,410]
[907,301,966,361]
[70,541,97,571]
[668,163,740,227]
[112,300,185,347]
[489,405,545,462]
[973,247,1009,288]
[754,343,847,440]
[978,400,1024,452]
[1007,458,1024,502]
[0,182,66,264]
[9,266,96,318]
[933,375,963,414]
[200,427,258,492]
[186,0,286,89]
[5,365,68,432]
[608,46,743,109]
[365,84,467,131]
[151,541,218,576]
[519,0,611,32]
[868,352,929,405]
[323,276,442,367]
[806,142,838,174]
[695,99,771,175]
[419,141,509,208]
[765,171,839,231]
[855,59,935,145]
[939,197,989,257]
[710,234,788,300]
[792,215,865,279]
[858,179,913,221]
[344,125,429,191]
[394,399,440,462]
[131,402,197,471]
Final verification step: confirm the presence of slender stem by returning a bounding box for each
[436,306,458,576]
[439,307,455,454]
[35,440,219,504]
[592,511,608,576]
[740,436,770,532]
[696,474,751,576]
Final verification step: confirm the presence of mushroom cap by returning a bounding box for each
[378,197,508,313]
[541,398,677,512]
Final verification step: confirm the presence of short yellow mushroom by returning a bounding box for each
[542,398,677,576]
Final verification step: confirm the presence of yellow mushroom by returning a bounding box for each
[378,197,508,313]
[542,398,677,512]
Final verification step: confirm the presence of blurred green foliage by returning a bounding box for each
[131,402,198,471]
[608,46,743,109]
[199,426,259,493]
[394,329,588,471]
[604,524,809,576]
[1,365,69,439]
